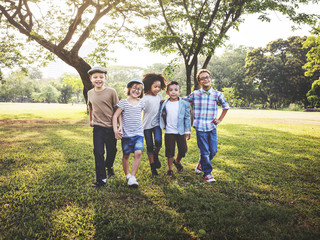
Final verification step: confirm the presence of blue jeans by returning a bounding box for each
[121,136,144,154]
[144,126,162,155]
[196,129,217,176]
[93,126,117,181]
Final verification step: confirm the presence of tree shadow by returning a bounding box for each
[1,121,319,239]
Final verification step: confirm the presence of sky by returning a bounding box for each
[44,4,318,78]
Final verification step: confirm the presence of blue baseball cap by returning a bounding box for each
[127,78,144,89]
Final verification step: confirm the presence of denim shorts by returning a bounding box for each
[121,136,144,154]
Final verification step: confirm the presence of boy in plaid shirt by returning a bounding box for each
[185,69,229,182]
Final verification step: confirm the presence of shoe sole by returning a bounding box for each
[195,169,202,174]
[204,178,216,182]
[128,184,139,188]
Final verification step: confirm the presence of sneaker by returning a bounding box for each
[173,160,184,172]
[204,174,216,183]
[125,174,132,180]
[127,176,139,188]
[152,168,159,176]
[154,154,161,169]
[195,161,202,174]
[91,180,106,188]
[107,167,115,178]
[166,170,173,178]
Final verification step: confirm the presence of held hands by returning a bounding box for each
[114,127,123,140]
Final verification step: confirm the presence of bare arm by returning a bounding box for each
[89,107,94,127]
[112,108,123,139]
[213,109,228,125]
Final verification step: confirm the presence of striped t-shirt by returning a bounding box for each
[117,99,145,138]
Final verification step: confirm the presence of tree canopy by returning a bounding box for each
[0,0,142,100]
[143,0,320,94]
[245,36,313,108]
[1,0,320,99]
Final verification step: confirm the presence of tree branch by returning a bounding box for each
[158,0,187,60]
[58,1,92,49]
[71,0,121,55]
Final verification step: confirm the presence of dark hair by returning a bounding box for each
[126,83,144,98]
[166,81,179,91]
[196,69,211,82]
[142,73,167,93]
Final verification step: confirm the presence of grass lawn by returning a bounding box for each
[0,103,319,239]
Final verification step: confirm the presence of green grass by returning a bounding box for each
[1,103,319,240]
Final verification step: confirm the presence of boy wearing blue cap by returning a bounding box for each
[87,66,119,188]
[112,78,145,188]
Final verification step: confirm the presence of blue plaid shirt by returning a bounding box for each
[185,88,229,132]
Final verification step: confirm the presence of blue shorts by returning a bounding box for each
[121,136,144,154]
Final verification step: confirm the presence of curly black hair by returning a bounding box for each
[142,73,167,94]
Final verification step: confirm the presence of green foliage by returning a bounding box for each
[307,79,320,108]
[205,45,259,107]
[245,36,314,108]
[32,85,60,103]
[143,0,320,94]
[0,71,39,102]
[61,73,83,103]
[303,23,320,84]
[1,104,319,239]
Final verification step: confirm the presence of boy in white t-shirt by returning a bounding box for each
[159,81,191,177]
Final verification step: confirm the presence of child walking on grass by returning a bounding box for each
[142,73,167,176]
[185,69,229,183]
[87,66,119,188]
[112,78,145,188]
[160,81,191,177]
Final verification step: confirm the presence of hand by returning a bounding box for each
[114,131,122,140]
[213,118,221,125]
[89,121,94,127]
[114,127,123,140]
[185,134,190,140]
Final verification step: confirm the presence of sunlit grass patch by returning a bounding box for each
[0,103,319,239]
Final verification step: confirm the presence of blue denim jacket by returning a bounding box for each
[159,97,191,135]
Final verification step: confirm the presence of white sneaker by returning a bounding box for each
[195,160,202,174]
[128,176,139,188]
[125,174,132,180]
[204,174,216,183]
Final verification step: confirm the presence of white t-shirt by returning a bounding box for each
[165,100,179,134]
[143,94,162,129]
[117,99,145,137]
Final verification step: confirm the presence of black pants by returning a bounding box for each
[93,125,117,181]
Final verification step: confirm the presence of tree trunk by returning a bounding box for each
[73,59,93,103]
[194,57,200,90]
[186,64,193,95]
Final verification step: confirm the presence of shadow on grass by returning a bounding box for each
[0,121,319,239]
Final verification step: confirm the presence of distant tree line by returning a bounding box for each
[1,35,320,109]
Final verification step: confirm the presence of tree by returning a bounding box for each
[0,70,38,102]
[303,23,320,81]
[306,79,320,108]
[61,73,83,103]
[144,0,320,94]
[0,0,142,101]
[245,36,313,108]
[205,45,258,106]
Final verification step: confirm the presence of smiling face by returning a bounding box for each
[129,83,143,99]
[198,72,212,90]
[166,83,181,101]
[150,80,161,96]
[90,72,106,90]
